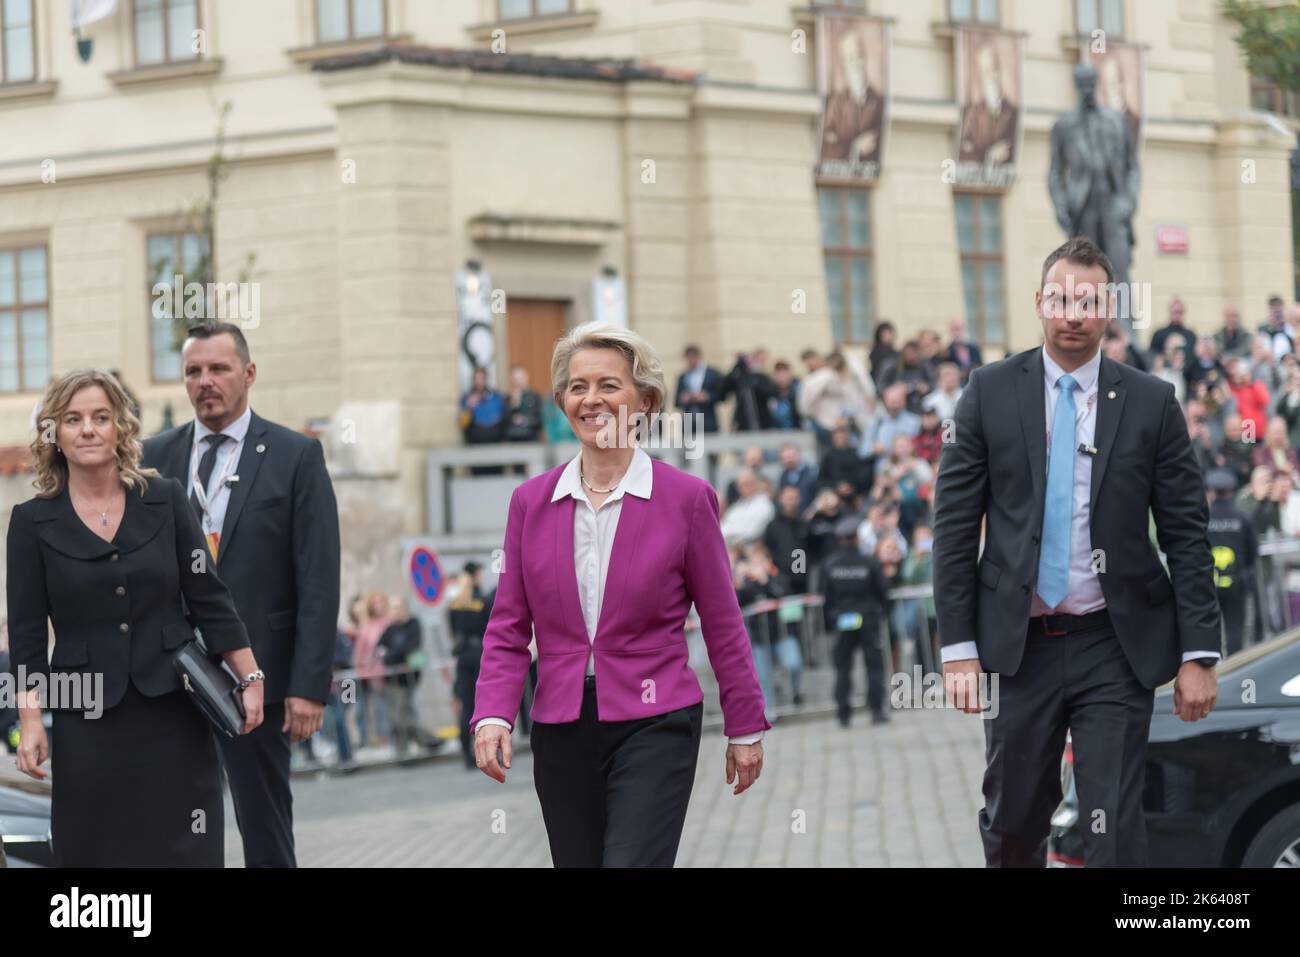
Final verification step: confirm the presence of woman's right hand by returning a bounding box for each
[241,683,265,735]
[15,716,49,781]
[474,724,512,783]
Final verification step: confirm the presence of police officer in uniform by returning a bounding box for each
[821,519,894,727]
[1206,468,1258,656]
[449,562,490,769]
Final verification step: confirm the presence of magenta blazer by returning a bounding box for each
[470,457,771,737]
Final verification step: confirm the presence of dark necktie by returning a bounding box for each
[190,433,232,521]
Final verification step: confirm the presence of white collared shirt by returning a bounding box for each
[476,446,764,744]
[942,348,1218,665]
[550,445,655,678]
[1032,345,1106,618]
[186,405,252,537]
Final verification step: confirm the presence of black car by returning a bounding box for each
[0,774,52,867]
[1049,629,1300,867]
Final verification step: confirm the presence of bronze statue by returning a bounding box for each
[1049,64,1141,310]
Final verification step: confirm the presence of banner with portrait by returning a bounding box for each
[815,11,890,184]
[1083,40,1144,147]
[953,26,1023,190]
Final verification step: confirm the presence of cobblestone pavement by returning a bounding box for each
[224,706,989,867]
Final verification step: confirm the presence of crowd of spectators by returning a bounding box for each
[702,294,1300,708]
[450,295,1300,716]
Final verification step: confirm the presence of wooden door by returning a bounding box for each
[506,298,568,398]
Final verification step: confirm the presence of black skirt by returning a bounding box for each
[50,681,224,867]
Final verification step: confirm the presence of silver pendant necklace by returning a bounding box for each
[72,491,113,526]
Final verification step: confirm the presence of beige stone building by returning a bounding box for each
[0,0,1294,592]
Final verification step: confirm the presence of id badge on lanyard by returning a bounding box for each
[191,440,238,560]
[1046,390,1096,463]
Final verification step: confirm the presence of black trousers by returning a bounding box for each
[454,641,482,769]
[218,701,296,868]
[980,623,1154,867]
[1218,586,1247,656]
[832,620,885,722]
[531,677,703,867]
[516,660,539,738]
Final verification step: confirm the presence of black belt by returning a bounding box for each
[1027,609,1110,637]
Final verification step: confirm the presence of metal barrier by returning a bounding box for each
[312,527,1300,764]
[685,586,937,723]
[1251,533,1300,641]
[424,429,819,542]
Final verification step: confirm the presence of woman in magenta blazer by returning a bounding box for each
[472,322,770,867]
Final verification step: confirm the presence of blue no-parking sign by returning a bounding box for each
[408,546,445,606]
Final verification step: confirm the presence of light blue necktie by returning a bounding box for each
[1037,373,1077,608]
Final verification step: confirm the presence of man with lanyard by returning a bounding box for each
[144,321,340,868]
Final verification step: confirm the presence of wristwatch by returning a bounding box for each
[239,670,266,690]
[1190,657,1218,669]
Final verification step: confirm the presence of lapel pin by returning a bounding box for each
[256,443,266,453]
[1107,390,1116,399]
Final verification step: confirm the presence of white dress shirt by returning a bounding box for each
[477,446,764,745]
[921,387,962,422]
[187,405,252,540]
[942,347,1219,665]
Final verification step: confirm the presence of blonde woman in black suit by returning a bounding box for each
[8,370,263,867]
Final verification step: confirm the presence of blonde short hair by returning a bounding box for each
[31,369,159,498]
[550,322,666,415]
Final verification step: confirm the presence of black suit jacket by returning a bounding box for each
[6,476,249,712]
[932,347,1220,689]
[142,410,341,705]
[675,366,723,433]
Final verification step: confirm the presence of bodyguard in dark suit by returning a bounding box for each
[143,321,341,868]
[674,344,723,433]
[933,237,1221,868]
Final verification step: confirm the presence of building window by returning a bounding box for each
[1251,75,1300,118]
[316,0,385,44]
[0,245,49,394]
[498,0,572,20]
[0,0,36,83]
[818,188,873,344]
[948,0,999,25]
[1076,0,1123,37]
[148,231,208,382]
[134,0,201,67]
[954,194,1004,349]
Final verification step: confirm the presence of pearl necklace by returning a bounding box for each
[580,465,624,494]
